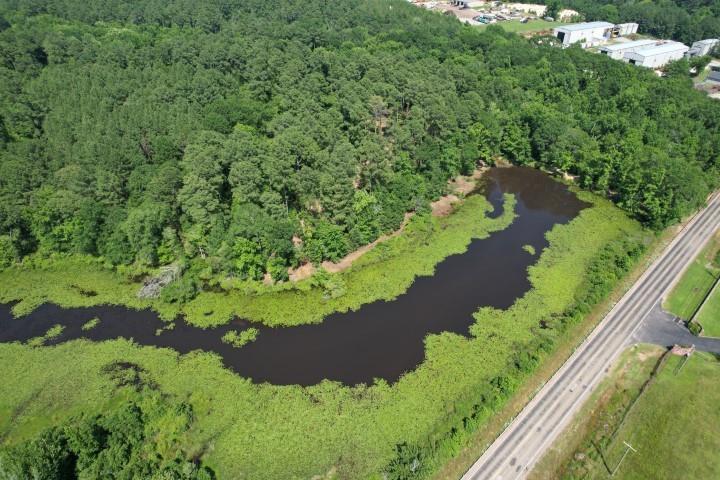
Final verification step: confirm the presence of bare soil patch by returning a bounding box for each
[288,262,316,282]
[431,194,460,217]
[431,168,487,217]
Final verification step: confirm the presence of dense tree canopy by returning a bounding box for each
[1,0,719,279]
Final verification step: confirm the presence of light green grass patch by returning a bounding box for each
[601,353,720,480]
[0,255,179,321]
[665,234,720,319]
[482,19,564,34]
[27,324,64,347]
[694,285,720,337]
[81,317,100,331]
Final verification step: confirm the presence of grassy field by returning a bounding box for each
[664,232,720,320]
[694,285,720,337]
[479,19,564,34]
[529,345,666,479]
[606,352,720,479]
[532,347,720,480]
[0,191,646,479]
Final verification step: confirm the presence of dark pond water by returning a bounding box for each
[0,167,588,386]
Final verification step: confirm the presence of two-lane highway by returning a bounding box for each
[461,193,720,480]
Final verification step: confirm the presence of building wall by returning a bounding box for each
[555,26,611,47]
[689,39,719,57]
[625,48,688,68]
[602,49,627,60]
[615,23,638,36]
[599,40,658,60]
[709,66,720,82]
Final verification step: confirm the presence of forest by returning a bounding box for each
[546,0,720,44]
[1,0,719,284]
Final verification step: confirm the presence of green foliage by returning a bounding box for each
[157,227,181,266]
[221,328,259,348]
[27,324,64,347]
[545,0,562,19]
[160,276,199,304]
[690,55,713,77]
[0,391,214,480]
[304,221,350,264]
[232,237,265,280]
[265,256,289,282]
[349,190,382,248]
[688,320,703,335]
[81,318,100,331]
[311,268,348,300]
[383,195,647,478]
[0,235,18,269]
[0,0,716,277]
[182,193,515,327]
[0,193,645,479]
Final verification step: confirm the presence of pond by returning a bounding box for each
[0,167,588,386]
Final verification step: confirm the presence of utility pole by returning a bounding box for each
[611,441,637,477]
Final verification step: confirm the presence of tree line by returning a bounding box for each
[1,0,719,281]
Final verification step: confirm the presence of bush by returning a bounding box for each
[304,221,349,264]
[688,320,703,336]
[221,328,259,348]
[160,275,199,303]
[0,235,18,269]
[0,393,215,480]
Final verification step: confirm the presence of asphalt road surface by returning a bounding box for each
[461,193,720,480]
[633,303,720,355]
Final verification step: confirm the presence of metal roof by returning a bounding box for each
[555,21,614,32]
[600,39,658,52]
[630,42,689,57]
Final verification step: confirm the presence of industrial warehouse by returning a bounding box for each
[553,21,638,48]
[553,21,717,69]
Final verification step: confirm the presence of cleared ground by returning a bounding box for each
[480,19,563,34]
[532,346,720,479]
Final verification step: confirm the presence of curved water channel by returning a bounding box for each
[0,167,588,386]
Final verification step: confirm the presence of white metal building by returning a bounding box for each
[553,21,615,48]
[614,23,639,36]
[599,39,658,60]
[687,39,720,57]
[624,42,690,69]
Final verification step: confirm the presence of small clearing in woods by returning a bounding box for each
[290,168,487,281]
[430,169,486,216]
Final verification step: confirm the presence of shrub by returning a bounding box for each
[221,328,259,348]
